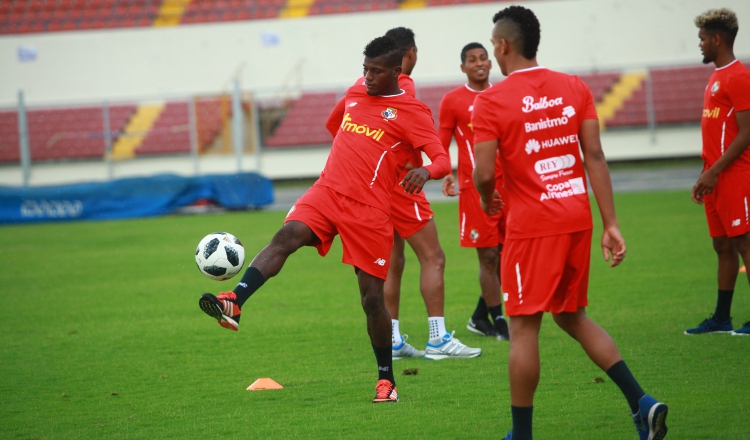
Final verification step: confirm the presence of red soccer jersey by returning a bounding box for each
[439,84,500,190]
[318,83,447,214]
[325,74,416,138]
[701,60,750,173]
[472,67,597,239]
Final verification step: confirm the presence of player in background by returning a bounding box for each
[439,42,509,341]
[199,36,451,403]
[471,7,668,440]
[326,27,481,360]
[685,8,750,336]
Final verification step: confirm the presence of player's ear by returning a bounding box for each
[393,65,402,77]
[460,63,468,74]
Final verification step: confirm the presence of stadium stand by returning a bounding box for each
[0,0,160,34]
[264,92,338,148]
[608,64,714,127]
[0,0,507,34]
[0,104,136,163]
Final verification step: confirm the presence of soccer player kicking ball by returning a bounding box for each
[199,36,451,403]
[326,27,481,361]
[685,8,750,337]
[439,42,510,341]
[471,6,668,440]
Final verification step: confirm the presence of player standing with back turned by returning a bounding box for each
[685,8,750,337]
[471,6,668,439]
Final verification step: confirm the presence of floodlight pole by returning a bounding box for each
[102,101,113,180]
[232,78,243,173]
[17,90,30,187]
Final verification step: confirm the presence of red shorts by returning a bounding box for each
[390,186,434,239]
[458,185,505,248]
[285,185,393,279]
[704,169,750,238]
[501,230,591,316]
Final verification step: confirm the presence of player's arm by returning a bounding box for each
[692,109,750,204]
[401,142,451,194]
[325,96,346,138]
[438,100,458,197]
[473,139,503,216]
[579,119,625,267]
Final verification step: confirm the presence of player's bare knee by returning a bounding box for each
[712,236,734,255]
[731,233,750,255]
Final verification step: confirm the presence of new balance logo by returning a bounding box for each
[378,366,390,371]
[348,102,358,107]
[562,106,576,118]
[732,219,741,227]
[237,282,248,288]
[374,258,387,266]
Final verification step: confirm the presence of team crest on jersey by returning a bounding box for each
[711,81,720,95]
[381,107,398,121]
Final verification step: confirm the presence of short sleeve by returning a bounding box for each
[727,68,750,112]
[472,93,501,144]
[578,78,599,121]
[404,101,442,148]
[438,94,456,130]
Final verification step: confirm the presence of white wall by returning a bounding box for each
[0,0,748,107]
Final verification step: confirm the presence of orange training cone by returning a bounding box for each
[741,265,747,273]
[247,378,283,390]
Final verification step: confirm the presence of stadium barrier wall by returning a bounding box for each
[0,172,274,224]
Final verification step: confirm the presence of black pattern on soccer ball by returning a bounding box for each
[203,238,220,259]
[203,265,227,277]
[225,245,240,266]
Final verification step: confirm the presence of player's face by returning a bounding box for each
[363,57,399,96]
[698,28,717,64]
[490,33,508,76]
[461,48,491,82]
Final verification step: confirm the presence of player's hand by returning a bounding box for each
[691,169,718,204]
[480,189,504,215]
[442,174,458,197]
[401,168,430,194]
[601,225,626,268]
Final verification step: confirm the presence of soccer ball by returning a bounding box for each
[195,232,245,281]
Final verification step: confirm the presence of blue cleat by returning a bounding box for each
[501,430,512,440]
[632,394,668,440]
[684,314,732,335]
[731,321,750,336]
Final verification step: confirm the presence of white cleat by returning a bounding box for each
[424,331,482,360]
[392,334,425,360]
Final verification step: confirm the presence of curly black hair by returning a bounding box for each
[695,8,739,46]
[460,42,487,64]
[363,36,403,68]
[385,27,416,51]
[492,6,540,60]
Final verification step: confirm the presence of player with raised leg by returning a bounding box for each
[685,8,750,337]
[199,36,451,403]
[439,42,509,341]
[471,6,668,439]
[326,27,481,360]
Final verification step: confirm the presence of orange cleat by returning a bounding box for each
[372,379,398,403]
[199,292,241,331]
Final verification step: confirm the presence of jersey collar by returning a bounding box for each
[716,59,739,71]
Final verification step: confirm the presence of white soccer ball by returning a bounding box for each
[195,232,245,281]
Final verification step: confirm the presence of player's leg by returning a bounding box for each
[358,268,399,403]
[467,246,500,336]
[479,245,509,340]
[685,235,737,334]
[408,219,481,359]
[506,312,543,440]
[199,220,314,331]
[731,232,750,335]
[384,231,411,353]
[553,309,668,440]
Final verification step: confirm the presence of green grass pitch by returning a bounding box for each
[0,189,748,439]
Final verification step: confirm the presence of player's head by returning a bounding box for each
[363,36,403,96]
[491,6,540,75]
[385,27,418,76]
[695,8,739,64]
[460,43,491,84]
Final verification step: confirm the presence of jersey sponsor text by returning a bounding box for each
[522,95,563,113]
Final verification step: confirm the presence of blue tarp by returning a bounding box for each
[0,173,274,224]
